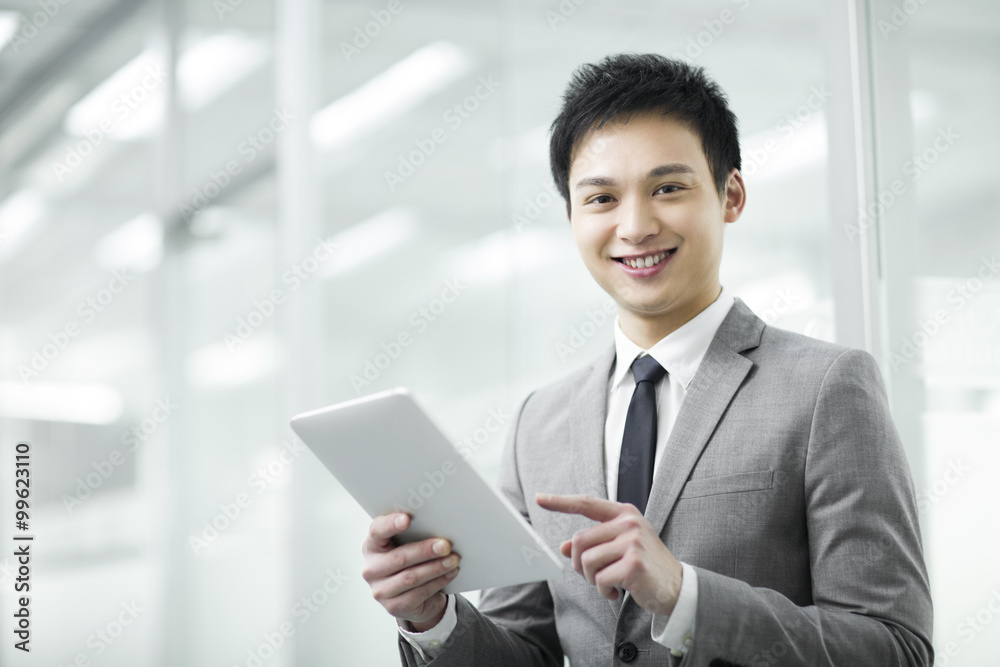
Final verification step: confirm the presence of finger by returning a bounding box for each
[363,537,453,582]
[536,493,624,522]
[592,558,630,600]
[565,541,623,600]
[566,522,624,577]
[383,568,460,620]
[364,512,412,553]
[577,540,626,587]
[568,520,627,562]
[375,552,462,602]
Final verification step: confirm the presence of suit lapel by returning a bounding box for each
[613,297,764,613]
[568,342,616,503]
[565,342,622,618]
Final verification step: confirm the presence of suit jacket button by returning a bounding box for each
[616,642,637,662]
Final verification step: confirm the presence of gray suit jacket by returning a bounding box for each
[399,298,933,666]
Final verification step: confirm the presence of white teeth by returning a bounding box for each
[624,251,668,269]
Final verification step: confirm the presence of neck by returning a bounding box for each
[618,285,722,349]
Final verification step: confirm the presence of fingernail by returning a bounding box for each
[432,539,450,555]
[446,567,459,579]
[395,515,407,529]
[443,555,459,568]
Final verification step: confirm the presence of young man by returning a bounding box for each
[361,54,933,666]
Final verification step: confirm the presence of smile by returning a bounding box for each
[613,249,676,269]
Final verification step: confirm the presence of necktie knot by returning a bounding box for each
[631,354,666,385]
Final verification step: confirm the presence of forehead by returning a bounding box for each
[568,113,709,177]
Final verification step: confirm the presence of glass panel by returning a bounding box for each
[313,1,832,663]
[868,0,1000,663]
[0,1,907,664]
[163,1,283,665]
[0,3,162,665]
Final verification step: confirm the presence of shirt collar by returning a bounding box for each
[610,286,736,391]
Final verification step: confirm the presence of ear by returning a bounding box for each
[722,168,747,224]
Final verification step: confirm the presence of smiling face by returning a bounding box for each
[567,112,746,348]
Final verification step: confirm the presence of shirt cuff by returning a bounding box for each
[650,562,698,657]
[397,594,458,661]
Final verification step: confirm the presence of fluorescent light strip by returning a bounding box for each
[64,49,163,140]
[740,113,828,182]
[65,32,268,141]
[311,41,470,149]
[488,124,549,169]
[94,212,164,273]
[0,381,124,424]
[441,227,562,285]
[178,32,269,109]
[0,189,47,264]
[320,207,419,278]
[186,334,282,388]
[0,11,19,53]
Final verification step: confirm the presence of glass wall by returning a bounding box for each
[868,0,1000,664]
[312,2,834,663]
[0,0,994,665]
[0,2,164,666]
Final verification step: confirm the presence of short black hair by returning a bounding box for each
[548,53,741,214]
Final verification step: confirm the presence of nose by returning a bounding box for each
[615,195,659,245]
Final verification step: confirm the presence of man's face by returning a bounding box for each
[567,113,744,341]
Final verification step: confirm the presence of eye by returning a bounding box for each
[655,184,682,195]
[587,194,615,205]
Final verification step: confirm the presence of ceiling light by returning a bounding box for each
[178,31,269,109]
[439,227,562,285]
[319,207,418,278]
[0,11,20,54]
[64,32,268,141]
[0,189,47,264]
[488,124,548,170]
[311,41,469,149]
[64,49,163,140]
[94,212,164,273]
[741,113,828,182]
[186,334,282,388]
[0,381,124,424]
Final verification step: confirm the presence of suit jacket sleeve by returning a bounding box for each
[398,390,565,667]
[682,349,933,666]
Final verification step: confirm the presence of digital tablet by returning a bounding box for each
[289,387,563,594]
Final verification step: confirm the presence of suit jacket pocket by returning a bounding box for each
[679,469,774,499]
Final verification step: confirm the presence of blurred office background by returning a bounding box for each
[0,0,997,665]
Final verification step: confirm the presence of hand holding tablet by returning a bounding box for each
[289,387,563,598]
[360,509,460,631]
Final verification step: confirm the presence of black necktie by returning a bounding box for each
[617,354,667,515]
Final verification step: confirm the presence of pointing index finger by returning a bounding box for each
[535,493,623,522]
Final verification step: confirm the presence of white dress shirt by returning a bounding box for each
[399,287,736,661]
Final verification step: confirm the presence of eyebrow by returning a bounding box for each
[573,163,697,190]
